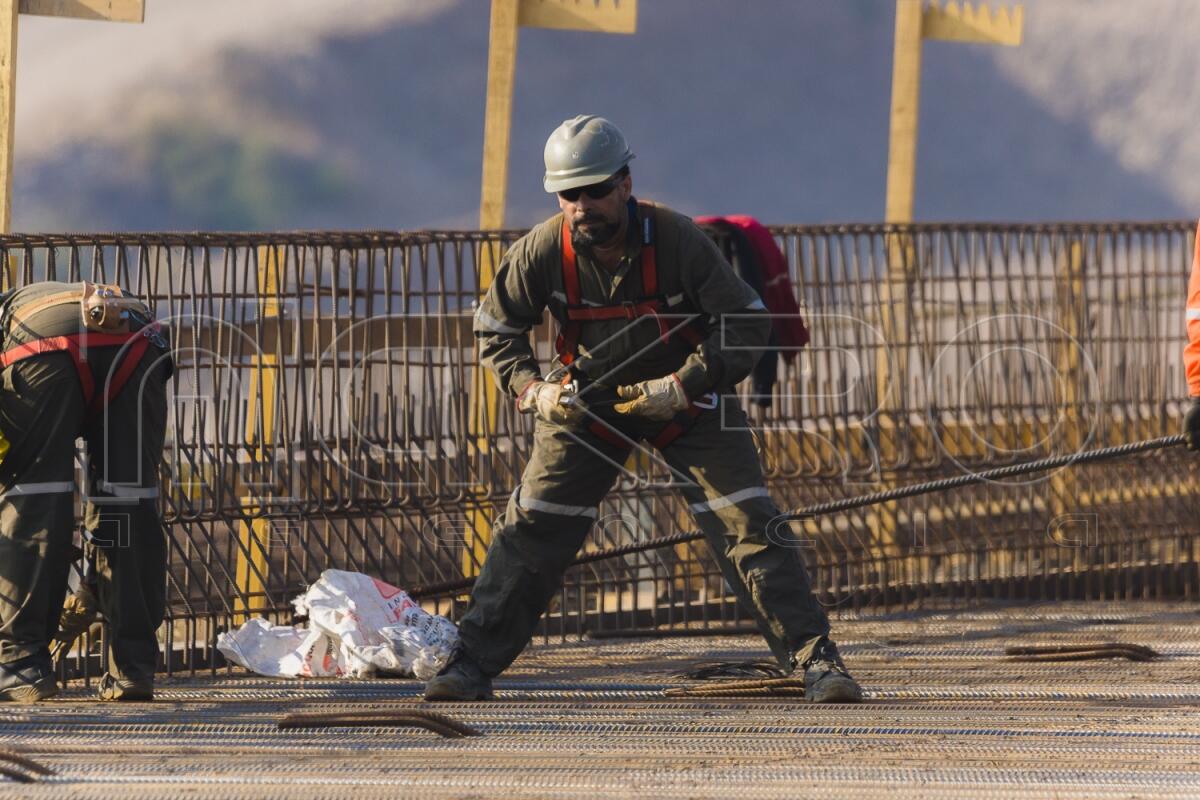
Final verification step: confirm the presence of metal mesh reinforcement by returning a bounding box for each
[0,222,1195,675]
[3,602,1200,798]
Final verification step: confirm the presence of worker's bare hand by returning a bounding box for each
[613,374,689,421]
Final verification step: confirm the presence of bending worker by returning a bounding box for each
[426,115,862,703]
[0,281,171,702]
[1185,220,1200,449]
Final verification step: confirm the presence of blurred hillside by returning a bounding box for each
[12,0,1198,231]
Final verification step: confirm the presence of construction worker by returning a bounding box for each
[1185,221,1200,450]
[425,115,863,703]
[0,281,171,702]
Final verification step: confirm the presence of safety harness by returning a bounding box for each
[555,202,717,452]
[0,284,165,417]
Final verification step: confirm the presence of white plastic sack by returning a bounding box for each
[216,570,457,680]
[216,618,342,678]
[295,569,458,680]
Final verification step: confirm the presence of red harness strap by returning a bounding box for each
[556,202,703,364]
[649,405,705,450]
[586,418,633,451]
[566,367,719,453]
[0,329,157,414]
[555,203,714,450]
[583,394,716,454]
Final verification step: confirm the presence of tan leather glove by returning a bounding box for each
[517,380,589,426]
[613,374,689,421]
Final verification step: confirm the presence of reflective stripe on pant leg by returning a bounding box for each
[702,488,830,660]
[657,402,831,666]
[83,350,169,682]
[0,481,74,497]
[515,487,599,519]
[94,481,159,504]
[457,489,600,676]
[688,486,770,515]
[456,421,622,677]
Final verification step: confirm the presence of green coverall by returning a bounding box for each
[0,282,170,683]
[462,201,831,676]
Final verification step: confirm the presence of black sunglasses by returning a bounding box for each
[557,175,622,202]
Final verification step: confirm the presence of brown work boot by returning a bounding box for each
[423,651,494,702]
[97,672,154,702]
[0,654,58,703]
[795,639,863,704]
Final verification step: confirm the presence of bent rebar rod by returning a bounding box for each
[410,434,1187,599]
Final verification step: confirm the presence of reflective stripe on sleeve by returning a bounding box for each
[743,298,766,311]
[688,486,771,514]
[474,308,528,335]
[551,290,603,308]
[1188,308,1200,321]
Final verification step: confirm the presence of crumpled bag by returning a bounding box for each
[217,569,457,680]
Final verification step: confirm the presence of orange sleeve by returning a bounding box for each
[1185,220,1200,396]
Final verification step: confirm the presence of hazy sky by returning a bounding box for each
[16,0,452,158]
[11,0,1200,228]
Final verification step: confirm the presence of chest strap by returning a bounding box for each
[556,202,703,365]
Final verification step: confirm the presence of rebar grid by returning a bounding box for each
[0,221,1192,676]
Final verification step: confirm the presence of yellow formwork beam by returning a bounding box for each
[885,0,1025,222]
[884,0,925,226]
[0,0,16,234]
[517,0,636,33]
[922,0,1023,46]
[234,353,276,624]
[19,0,144,22]
[0,0,144,233]
[480,0,520,232]
[878,0,1023,553]
[1050,241,1085,520]
[479,0,638,230]
[234,245,283,623]
[466,0,638,581]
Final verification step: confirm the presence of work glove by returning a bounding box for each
[613,374,689,421]
[517,380,589,426]
[1185,398,1200,451]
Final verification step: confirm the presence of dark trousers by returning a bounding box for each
[0,296,169,680]
[457,397,831,676]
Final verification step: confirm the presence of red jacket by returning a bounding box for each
[695,215,809,358]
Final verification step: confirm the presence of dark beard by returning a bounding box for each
[570,217,621,251]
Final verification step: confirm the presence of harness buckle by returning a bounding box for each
[692,392,718,410]
[559,379,581,407]
[621,300,637,320]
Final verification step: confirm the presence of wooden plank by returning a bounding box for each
[0,0,15,233]
[480,0,519,231]
[18,0,144,23]
[885,0,923,225]
[517,0,636,33]
[923,1,1023,46]
[471,0,522,578]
